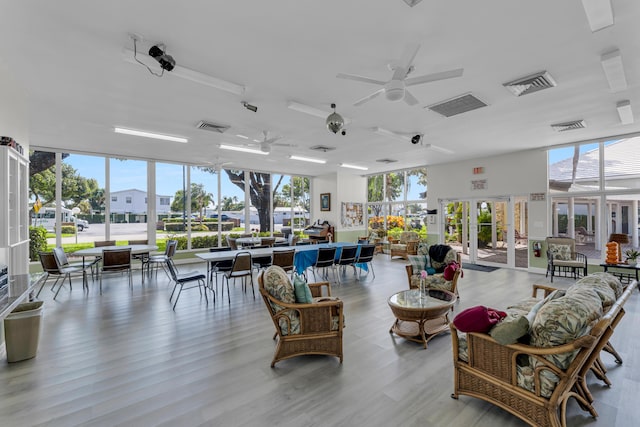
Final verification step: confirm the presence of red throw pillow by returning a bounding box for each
[443,261,462,281]
[453,305,507,333]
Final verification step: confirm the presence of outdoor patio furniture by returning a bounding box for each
[545,236,587,282]
[389,231,419,260]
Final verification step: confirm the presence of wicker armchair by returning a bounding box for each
[389,231,419,260]
[405,264,461,298]
[258,266,344,367]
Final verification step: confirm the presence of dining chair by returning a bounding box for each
[99,247,132,294]
[128,239,150,271]
[51,247,98,298]
[208,247,233,290]
[227,236,238,250]
[166,259,210,309]
[335,245,358,284]
[38,251,89,299]
[260,237,276,247]
[272,249,296,277]
[312,246,337,282]
[354,244,376,279]
[251,245,273,272]
[222,252,254,303]
[94,240,116,247]
[147,240,177,279]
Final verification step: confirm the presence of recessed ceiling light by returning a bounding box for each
[581,0,614,32]
[289,155,326,164]
[114,127,187,143]
[219,144,268,155]
[340,163,368,171]
[616,100,634,124]
[601,49,627,92]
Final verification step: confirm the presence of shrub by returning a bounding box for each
[61,225,76,234]
[29,226,48,261]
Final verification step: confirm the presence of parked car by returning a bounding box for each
[209,214,230,221]
[73,217,90,232]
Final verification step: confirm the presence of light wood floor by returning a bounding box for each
[1,257,638,427]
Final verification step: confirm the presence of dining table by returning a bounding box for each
[195,242,367,286]
[72,244,159,282]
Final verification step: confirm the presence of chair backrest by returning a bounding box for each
[209,246,232,252]
[52,246,70,267]
[315,247,337,268]
[230,252,253,276]
[165,240,178,257]
[128,239,148,245]
[545,236,576,254]
[272,249,295,272]
[228,237,238,250]
[102,248,132,271]
[356,244,376,263]
[39,252,60,274]
[338,246,358,264]
[94,240,116,247]
[296,241,311,246]
[315,239,330,244]
[261,237,276,247]
[399,231,419,244]
[165,258,180,282]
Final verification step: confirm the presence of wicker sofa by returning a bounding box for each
[451,273,635,427]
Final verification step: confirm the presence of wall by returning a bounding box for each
[427,148,549,270]
[312,172,367,242]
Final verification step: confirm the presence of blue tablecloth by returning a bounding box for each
[293,242,367,274]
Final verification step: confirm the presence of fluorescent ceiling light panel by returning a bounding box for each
[219,144,269,155]
[616,100,633,124]
[287,101,352,124]
[581,0,614,32]
[340,163,368,171]
[600,49,627,92]
[114,127,187,143]
[289,155,326,164]
[123,48,245,95]
[235,134,249,139]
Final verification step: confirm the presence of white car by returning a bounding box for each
[72,217,90,232]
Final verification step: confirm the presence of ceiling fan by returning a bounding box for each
[337,43,463,106]
[372,127,454,154]
[247,131,296,153]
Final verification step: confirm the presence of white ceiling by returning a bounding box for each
[1,0,639,177]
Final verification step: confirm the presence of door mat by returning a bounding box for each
[462,263,500,272]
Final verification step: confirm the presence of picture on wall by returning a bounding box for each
[320,193,331,211]
[341,202,364,227]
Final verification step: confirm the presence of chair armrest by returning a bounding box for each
[531,283,558,298]
[308,281,331,297]
[406,240,419,255]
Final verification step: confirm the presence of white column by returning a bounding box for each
[462,202,468,255]
[614,203,622,233]
[632,199,639,247]
[594,197,601,249]
[568,198,575,238]
[490,202,497,249]
[552,201,559,236]
[147,161,156,245]
[55,152,62,248]
[186,166,191,250]
[105,158,110,240]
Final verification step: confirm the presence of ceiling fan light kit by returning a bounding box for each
[326,103,345,134]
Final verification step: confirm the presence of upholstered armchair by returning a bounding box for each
[405,264,462,298]
[545,236,587,282]
[258,266,344,367]
[389,231,420,260]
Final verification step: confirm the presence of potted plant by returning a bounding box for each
[624,248,640,266]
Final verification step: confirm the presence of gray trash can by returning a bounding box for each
[4,301,44,363]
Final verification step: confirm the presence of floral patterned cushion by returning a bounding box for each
[530,287,603,370]
[548,243,572,260]
[263,266,298,335]
[399,231,420,244]
[568,275,616,311]
[417,242,429,256]
[409,274,453,292]
[456,331,469,362]
[586,272,623,299]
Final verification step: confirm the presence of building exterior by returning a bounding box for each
[110,189,172,214]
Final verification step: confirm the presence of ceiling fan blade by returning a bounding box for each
[392,43,421,80]
[405,68,464,86]
[424,143,454,155]
[264,137,281,145]
[273,142,297,147]
[354,89,385,106]
[403,90,420,106]
[337,73,386,86]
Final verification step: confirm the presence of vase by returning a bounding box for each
[628,261,637,267]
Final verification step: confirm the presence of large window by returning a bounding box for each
[366,168,428,239]
[548,136,640,261]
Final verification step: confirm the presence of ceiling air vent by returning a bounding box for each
[195,121,230,133]
[427,93,487,118]
[310,145,336,152]
[503,71,557,97]
[550,120,586,132]
[376,158,398,164]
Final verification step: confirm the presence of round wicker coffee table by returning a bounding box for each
[388,289,456,349]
